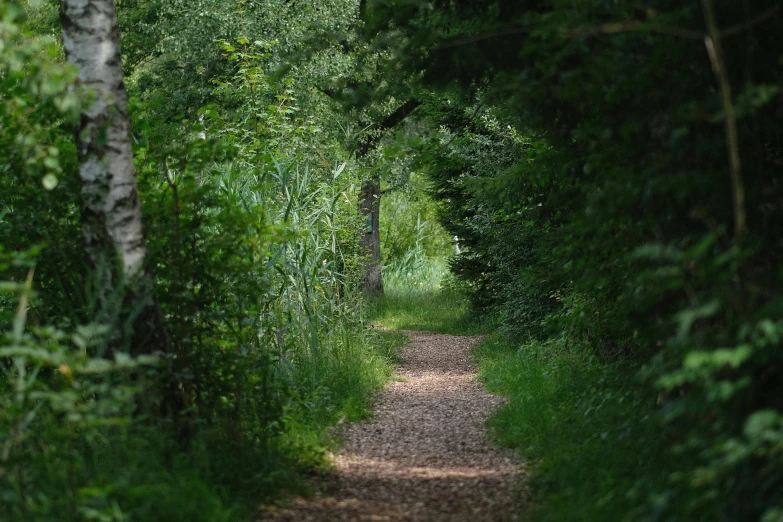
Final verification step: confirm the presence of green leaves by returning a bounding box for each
[684,344,753,370]
[0,1,78,193]
[369,0,783,518]
[674,300,721,341]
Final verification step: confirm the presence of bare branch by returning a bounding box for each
[562,4,779,41]
[562,21,702,40]
[702,0,747,241]
[355,100,421,158]
[438,26,529,49]
[720,3,780,38]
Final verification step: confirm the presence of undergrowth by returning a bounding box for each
[373,265,686,522]
[0,22,409,520]
[370,258,489,335]
[0,304,406,521]
[474,335,683,521]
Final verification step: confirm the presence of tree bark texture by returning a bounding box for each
[355,100,420,295]
[59,0,167,355]
[359,179,384,295]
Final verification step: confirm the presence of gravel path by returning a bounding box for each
[260,330,521,521]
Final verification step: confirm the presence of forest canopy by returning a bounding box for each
[2,0,783,520]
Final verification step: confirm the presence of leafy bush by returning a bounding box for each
[1,9,400,521]
[366,0,783,519]
[475,334,674,522]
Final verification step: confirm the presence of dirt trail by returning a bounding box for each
[259,330,522,521]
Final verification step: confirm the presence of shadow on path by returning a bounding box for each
[258,331,523,522]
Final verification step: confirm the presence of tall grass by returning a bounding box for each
[0,154,408,520]
[372,244,680,521]
[374,187,489,335]
[383,254,448,292]
[0,26,412,522]
[371,255,486,335]
[475,335,683,521]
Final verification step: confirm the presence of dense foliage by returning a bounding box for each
[363,0,783,520]
[0,1,412,520]
[5,0,783,520]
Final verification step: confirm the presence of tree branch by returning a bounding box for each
[562,21,703,39]
[702,0,747,242]
[562,4,779,41]
[355,99,421,158]
[438,26,529,49]
[436,5,779,50]
[720,3,780,38]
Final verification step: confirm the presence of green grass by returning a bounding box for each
[368,287,490,335]
[370,271,679,521]
[371,257,490,335]
[371,255,486,334]
[475,334,677,522]
[0,326,408,522]
[146,328,408,520]
[297,328,408,420]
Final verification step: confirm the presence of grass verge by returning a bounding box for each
[368,287,489,335]
[475,334,678,521]
[369,270,686,521]
[23,329,409,522]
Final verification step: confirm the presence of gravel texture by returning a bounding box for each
[259,330,522,521]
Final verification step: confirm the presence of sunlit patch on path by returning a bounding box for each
[258,331,523,521]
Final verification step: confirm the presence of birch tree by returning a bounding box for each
[59,0,167,354]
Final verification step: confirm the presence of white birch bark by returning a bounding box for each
[59,0,171,359]
[59,0,148,285]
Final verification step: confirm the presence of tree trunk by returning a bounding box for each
[359,178,383,295]
[59,0,168,356]
[354,100,420,295]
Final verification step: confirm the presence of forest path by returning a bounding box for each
[259,330,521,521]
